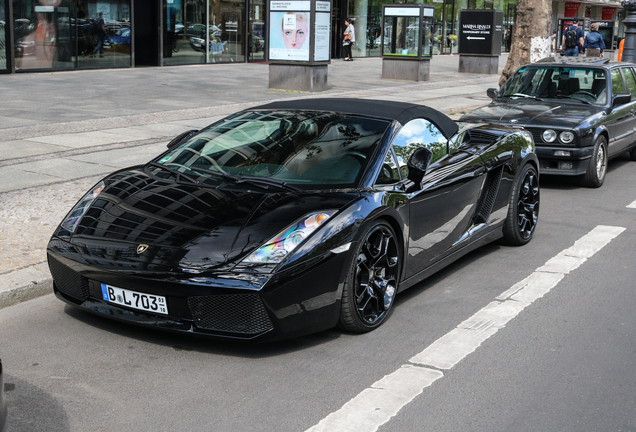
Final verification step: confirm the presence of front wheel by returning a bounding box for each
[339,221,400,333]
[581,136,607,188]
[502,164,540,246]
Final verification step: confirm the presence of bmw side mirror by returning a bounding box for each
[487,88,499,100]
[167,129,199,149]
[406,147,433,187]
[612,93,631,109]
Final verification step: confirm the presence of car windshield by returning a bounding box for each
[155,110,391,190]
[500,66,608,105]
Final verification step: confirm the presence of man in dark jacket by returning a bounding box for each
[562,18,584,57]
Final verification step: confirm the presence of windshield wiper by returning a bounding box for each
[148,162,199,184]
[235,175,300,191]
[507,93,544,101]
[554,95,591,104]
[186,166,300,191]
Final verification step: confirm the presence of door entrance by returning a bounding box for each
[134,0,160,66]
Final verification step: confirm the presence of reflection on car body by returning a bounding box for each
[461,57,636,188]
[47,99,539,341]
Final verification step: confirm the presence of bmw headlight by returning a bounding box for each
[244,211,337,264]
[542,129,557,143]
[60,182,105,233]
[559,131,575,144]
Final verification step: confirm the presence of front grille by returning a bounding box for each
[187,294,273,335]
[48,256,90,302]
[525,128,544,144]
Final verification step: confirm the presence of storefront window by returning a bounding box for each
[348,0,383,58]
[14,0,75,71]
[164,0,244,66]
[76,0,131,69]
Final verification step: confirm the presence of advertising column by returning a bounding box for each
[268,0,332,92]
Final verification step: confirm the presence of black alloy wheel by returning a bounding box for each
[339,221,400,332]
[581,135,607,188]
[503,164,540,246]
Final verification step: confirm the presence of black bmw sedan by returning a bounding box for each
[47,99,539,341]
[461,57,636,188]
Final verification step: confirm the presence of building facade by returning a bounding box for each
[0,0,625,73]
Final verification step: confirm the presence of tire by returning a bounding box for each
[581,135,608,188]
[502,164,540,246]
[339,221,400,333]
[628,145,636,161]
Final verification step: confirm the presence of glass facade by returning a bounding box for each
[12,0,131,71]
[163,0,245,66]
[1,0,6,71]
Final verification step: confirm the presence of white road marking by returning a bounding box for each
[305,225,625,432]
[628,199,636,209]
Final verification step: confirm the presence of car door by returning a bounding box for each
[620,67,636,152]
[390,119,486,278]
[606,68,634,155]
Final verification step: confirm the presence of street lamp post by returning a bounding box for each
[622,0,636,62]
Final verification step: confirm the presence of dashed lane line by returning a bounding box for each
[305,225,626,432]
[627,199,636,208]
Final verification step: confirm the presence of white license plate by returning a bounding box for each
[100,283,168,315]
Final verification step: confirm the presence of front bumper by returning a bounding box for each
[48,242,350,342]
[535,145,594,176]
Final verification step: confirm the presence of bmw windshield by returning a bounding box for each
[153,110,391,190]
[500,66,608,105]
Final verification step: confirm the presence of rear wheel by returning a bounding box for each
[581,136,607,188]
[339,221,400,333]
[502,164,540,246]
[628,145,636,161]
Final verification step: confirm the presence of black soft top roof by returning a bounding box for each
[250,98,459,139]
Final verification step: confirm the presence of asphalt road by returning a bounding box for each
[2,155,636,431]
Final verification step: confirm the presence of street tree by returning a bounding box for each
[499,0,552,87]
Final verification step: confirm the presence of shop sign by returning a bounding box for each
[602,7,616,20]
[564,2,580,18]
[458,10,503,56]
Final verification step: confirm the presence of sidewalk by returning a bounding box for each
[0,54,507,308]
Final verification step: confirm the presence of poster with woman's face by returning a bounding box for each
[269,11,310,61]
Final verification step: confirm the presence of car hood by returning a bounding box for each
[460,100,603,129]
[51,168,358,273]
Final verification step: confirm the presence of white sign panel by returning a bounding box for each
[316,1,331,11]
[270,1,311,11]
[314,12,330,61]
[385,7,420,17]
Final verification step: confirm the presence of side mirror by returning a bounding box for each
[612,93,631,109]
[406,147,433,186]
[487,88,499,100]
[167,129,198,149]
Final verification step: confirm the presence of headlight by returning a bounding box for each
[559,131,575,144]
[542,129,557,143]
[60,182,105,233]
[243,210,337,264]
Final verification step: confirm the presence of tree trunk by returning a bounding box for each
[499,0,552,87]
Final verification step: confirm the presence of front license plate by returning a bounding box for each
[100,283,168,315]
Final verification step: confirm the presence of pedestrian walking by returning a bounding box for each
[584,22,606,57]
[342,18,355,61]
[550,30,557,53]
[93,12,107,58]
[562,18,584,57]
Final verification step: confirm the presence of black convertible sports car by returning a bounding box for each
[47,99,539,341]
[461,57,636,188]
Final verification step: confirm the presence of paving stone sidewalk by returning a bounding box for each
[0,54,506,308]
